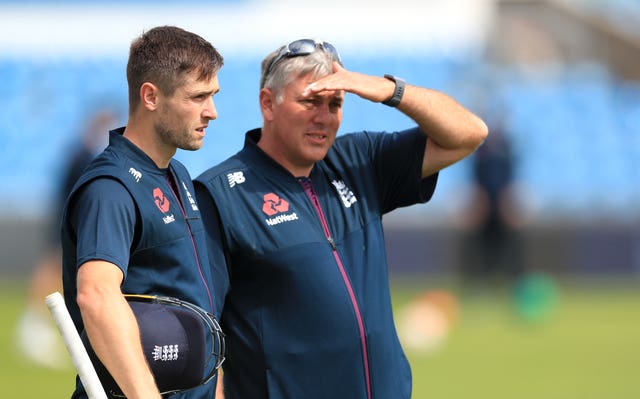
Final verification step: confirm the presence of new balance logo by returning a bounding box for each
[227,171,245,188]
[332,180,357,208]
[152,345,179,361]
[129,167,142,182]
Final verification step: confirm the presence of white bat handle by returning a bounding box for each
[45,292,108,399]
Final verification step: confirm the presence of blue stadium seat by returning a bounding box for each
[1,56,637,220]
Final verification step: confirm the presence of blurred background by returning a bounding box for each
[1,0,639,398]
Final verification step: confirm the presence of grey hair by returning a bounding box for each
[260,49,334,103]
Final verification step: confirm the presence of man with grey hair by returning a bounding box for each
[195,39,488,398]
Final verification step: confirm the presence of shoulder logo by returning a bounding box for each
[331,180,357,208]
[227,171,245,188]
[262,192,298,226]
[129,167,142,182]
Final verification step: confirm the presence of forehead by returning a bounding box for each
[180,71,220,93]
[296,71,326,85]
[288,72,343,99]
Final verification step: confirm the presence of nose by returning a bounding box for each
[203,96,217,120]
[312,103,333,124]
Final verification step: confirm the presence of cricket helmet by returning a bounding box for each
[80,295,225,397]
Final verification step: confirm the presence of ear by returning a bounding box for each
[259,88,276,122]
[140,82,160,111]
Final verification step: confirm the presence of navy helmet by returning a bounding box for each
[81,295,225,397]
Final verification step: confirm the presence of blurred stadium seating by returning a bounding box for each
[0,0,638,277]
[1,53,638,221]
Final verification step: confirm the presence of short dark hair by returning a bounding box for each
[126,26,223,113]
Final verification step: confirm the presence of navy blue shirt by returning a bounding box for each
[61,128,228,399]
[195,127,437,399]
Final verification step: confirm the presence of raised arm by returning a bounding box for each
[304,62,488,177]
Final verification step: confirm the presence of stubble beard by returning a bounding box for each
[155,121,202,152]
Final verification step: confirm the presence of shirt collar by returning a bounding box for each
[108,127,172,175]
[242,128,320,179]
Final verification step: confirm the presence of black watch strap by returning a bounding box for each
[382,74,405,107]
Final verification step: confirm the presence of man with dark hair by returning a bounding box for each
[61,26,227,399]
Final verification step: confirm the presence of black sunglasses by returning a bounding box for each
[262,39,342,86]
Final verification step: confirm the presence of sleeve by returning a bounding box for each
[68,177,136,276]
[369,127,438,213]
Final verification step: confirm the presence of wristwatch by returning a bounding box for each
[382,74,405,107]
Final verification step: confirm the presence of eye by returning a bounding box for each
[329,100,343,112]
[300,98,316,108]
[193,92,213,102]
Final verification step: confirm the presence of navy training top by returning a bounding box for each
[61,128,229,399]
[195,127,437,399]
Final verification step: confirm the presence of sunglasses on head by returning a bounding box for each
[262,39,342,86]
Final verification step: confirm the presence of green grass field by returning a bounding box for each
[395,275,640,399]
[2,276,639,398]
